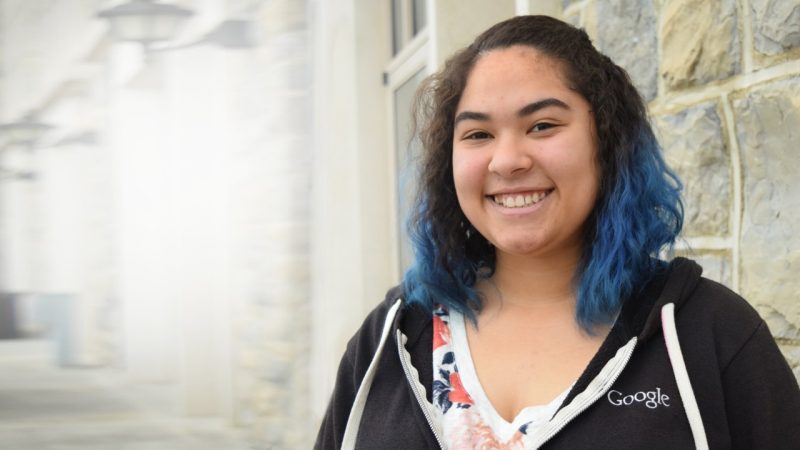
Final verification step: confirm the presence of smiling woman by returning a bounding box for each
[315,15,800,450]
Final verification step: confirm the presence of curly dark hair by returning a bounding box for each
[404,15,682,330]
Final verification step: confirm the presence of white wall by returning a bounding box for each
[309,0,394,421]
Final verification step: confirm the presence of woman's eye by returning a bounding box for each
[464,131,491,140]
[530,122,556,133]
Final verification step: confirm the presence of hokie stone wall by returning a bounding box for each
[565,0,800,378]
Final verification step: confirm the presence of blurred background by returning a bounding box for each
[0,0,798,449]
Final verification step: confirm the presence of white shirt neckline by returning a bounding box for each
[447,309,572,442]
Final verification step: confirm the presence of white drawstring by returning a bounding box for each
[661,303,708,450]
[341,299,403,450]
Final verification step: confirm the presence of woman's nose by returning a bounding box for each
[487,135,533,177]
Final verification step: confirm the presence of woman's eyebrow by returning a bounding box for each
[454,98,571,126]
[517,98,570,117]
[454,110,490,126]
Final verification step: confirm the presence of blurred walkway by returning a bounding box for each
[0,340,252,450]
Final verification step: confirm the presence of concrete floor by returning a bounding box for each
[0,340,253,450]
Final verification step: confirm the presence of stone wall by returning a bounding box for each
[565,0,800,377]
[228,0,312,448]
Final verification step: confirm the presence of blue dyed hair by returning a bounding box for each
[403,16,683,332]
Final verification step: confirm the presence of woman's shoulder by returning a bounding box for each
[674,271,778,371]
[685,275,763,330]
[343,285,432,358]
[345,286,403,346]
[657,257,761,329]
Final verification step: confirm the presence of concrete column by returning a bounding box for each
[110,52,179,383]
[309,0,395,423]
[163,42,234,417]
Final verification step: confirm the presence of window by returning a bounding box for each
[387,0,429,276]
[391,0,428,55]
[392,68,426,272]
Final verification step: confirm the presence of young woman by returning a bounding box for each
[315,15,800,450]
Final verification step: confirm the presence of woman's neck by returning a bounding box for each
[480,246,582,312]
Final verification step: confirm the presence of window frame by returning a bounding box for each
[385,6,431,279]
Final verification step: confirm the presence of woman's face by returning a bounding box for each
[452,45,600,262]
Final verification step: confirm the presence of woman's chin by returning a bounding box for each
[490,234,583,261]
[491,237,546,257]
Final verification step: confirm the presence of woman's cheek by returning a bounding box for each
[453,152,485,184]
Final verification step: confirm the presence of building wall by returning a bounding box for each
[563,0,800,378]
[229,1,312,447]
[309,0,394,431]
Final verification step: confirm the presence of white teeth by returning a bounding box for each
[493,191,550,208]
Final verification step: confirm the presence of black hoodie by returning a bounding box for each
[315,258,800,449]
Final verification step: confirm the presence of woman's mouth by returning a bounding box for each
[490,189,554,208]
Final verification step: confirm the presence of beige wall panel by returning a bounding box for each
[431,0,517,67]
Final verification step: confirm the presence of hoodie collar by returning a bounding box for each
[390,257,705,410]
[635,257,703,341]
[391,257,704,347]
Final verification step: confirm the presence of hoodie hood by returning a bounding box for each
[638,257,703,340]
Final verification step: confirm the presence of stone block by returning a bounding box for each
[594,0,658,100]
[734,77,800,328]
[255,383,286,412]
[760,304,800,376]
[759,304,800,342]
[675,249,733,288]
[264,303,299,340]
[782,345,800,380]
[660,0,740,89]
[655,102,730,237]
[261,351,292,383]
[751,0,800,55]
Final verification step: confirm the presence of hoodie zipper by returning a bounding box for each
[396,330,445,448]
[534,337,638,448]
[395,322,635,449]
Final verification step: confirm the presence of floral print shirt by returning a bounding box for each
[432,305,570,449]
